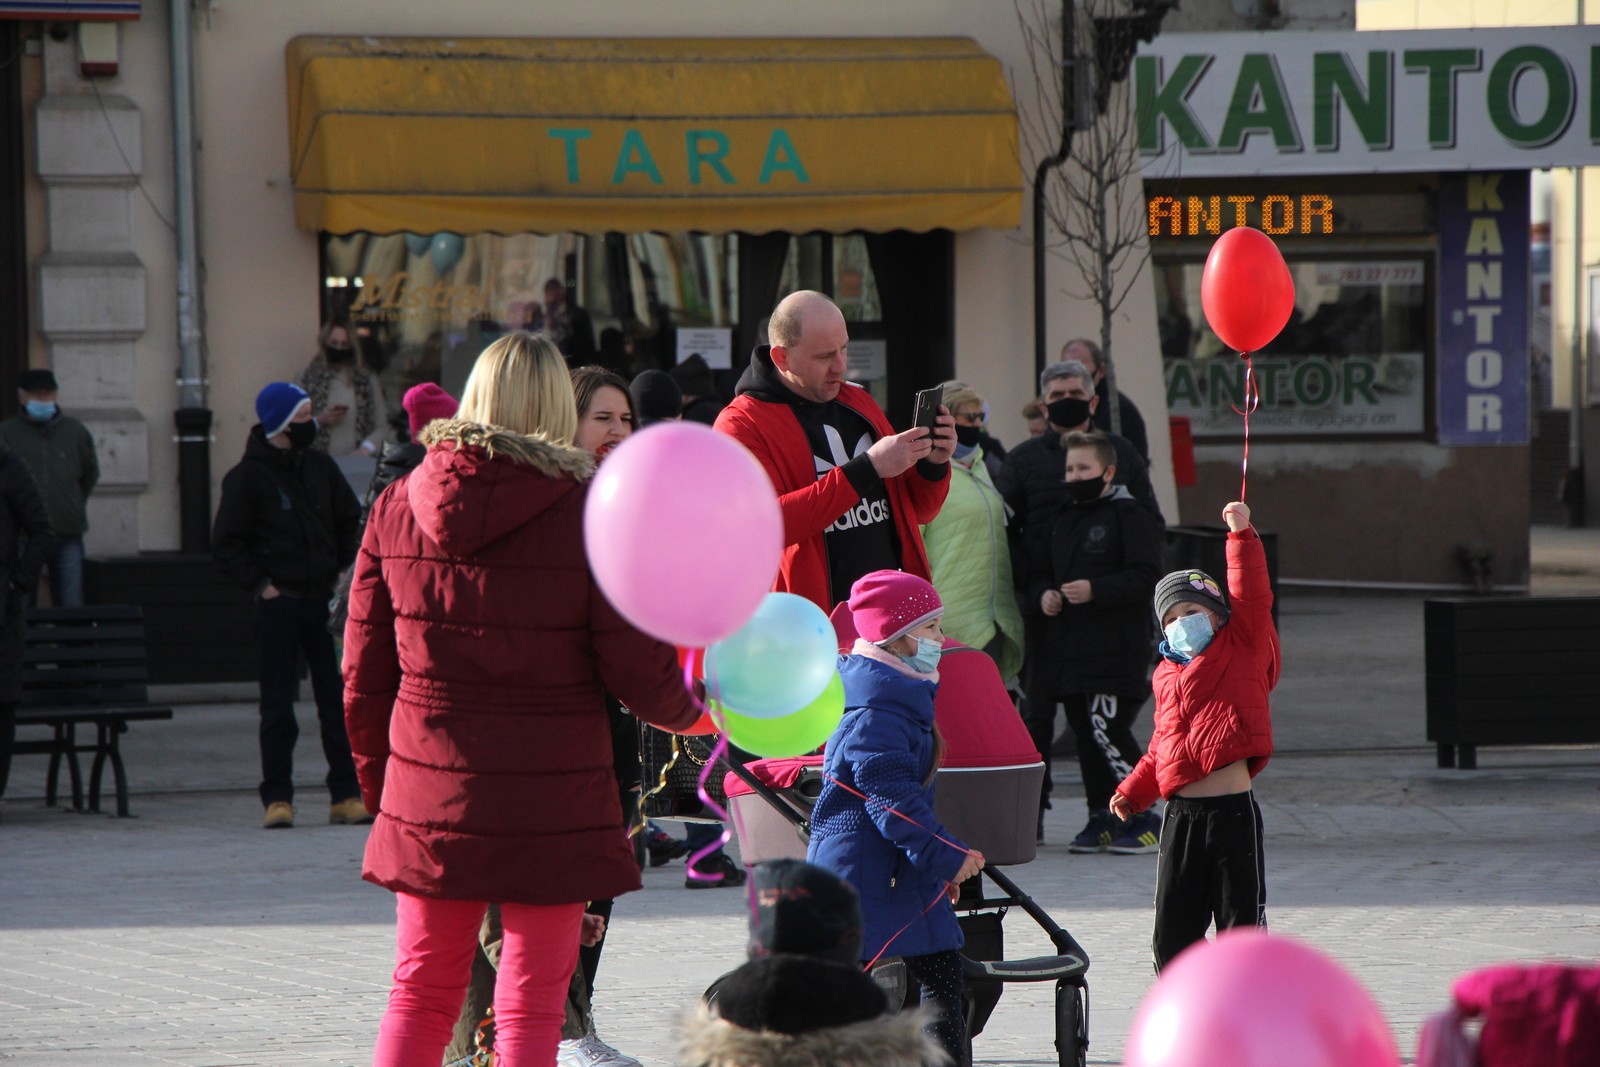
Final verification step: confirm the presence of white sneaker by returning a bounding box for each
[556,1031,644,1067]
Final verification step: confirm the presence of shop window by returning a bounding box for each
[319,231,741,431]
[1156,256,1429,438]
[772,233,886,407]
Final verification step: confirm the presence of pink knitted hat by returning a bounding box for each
[847,570,943,645]
[403,382,458,437]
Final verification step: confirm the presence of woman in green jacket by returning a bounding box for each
[919,382,1025,680]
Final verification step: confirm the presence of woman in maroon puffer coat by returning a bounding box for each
[343,331,703,1067]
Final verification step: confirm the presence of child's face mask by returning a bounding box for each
[897,636,943,673]
[1164,612,1215,658]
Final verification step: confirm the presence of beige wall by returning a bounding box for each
[90,0,1174,552]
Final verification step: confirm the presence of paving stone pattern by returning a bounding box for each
[2,592,1597,1065]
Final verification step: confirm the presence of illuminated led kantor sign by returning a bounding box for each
[1148,194,1334,237]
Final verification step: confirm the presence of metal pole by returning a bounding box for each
[1567,0,1587,524]
[171,0,212,551]
[1033,0,1076,387]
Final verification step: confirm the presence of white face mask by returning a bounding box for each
[1164,613,1215,659]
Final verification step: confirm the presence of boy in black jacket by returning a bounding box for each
[1031,431,1163,854]
[213,383,365,830]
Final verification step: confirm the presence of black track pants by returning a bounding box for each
[1152,792,1267,973]
[1060,691,1146,812]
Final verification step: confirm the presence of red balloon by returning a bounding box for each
[1200,227,1296,354]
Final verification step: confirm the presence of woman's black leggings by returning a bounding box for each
[904,949,968,1066]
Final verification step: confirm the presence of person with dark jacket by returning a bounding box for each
[1062,337,1150,463]
[213,383,365,830]
[0,441,54,820]
[342,332,706,1067]
[0,369,98,607]
[685,859,946,1067]
[669,353,725,425]
[995,359,1163,837]
[1031,432,1163,855]
[714,290,954,612]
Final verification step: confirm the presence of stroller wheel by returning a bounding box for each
[1055,981,1087,1067]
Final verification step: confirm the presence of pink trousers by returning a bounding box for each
[373,892,583,1067]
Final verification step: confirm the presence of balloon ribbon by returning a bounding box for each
[679,653,744,887]
[821,770,979,968]
[1231,353,1261,502]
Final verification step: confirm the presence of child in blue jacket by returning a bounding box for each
[808,570,986,1065]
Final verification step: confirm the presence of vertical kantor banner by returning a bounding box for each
[1437,170,1530,446]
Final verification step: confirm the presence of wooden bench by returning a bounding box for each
[13,606,174,816]
[1424,597,1600,769]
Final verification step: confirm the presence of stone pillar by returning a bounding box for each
[34,30,149,557]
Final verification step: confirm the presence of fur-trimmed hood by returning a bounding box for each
[678,1000,948,1067]
[418,418,595,479]
[409,418,595,556]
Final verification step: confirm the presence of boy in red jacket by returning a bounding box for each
[1110,500,1279,972]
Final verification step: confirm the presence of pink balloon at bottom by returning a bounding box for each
[1124,930,1399,1067]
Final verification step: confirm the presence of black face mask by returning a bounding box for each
[286,419,319,450]
[324,344,356,365]
[1064,476,1107,505]
[954,424,983,448]
[1046,396,1092,430]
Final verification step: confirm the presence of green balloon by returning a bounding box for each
[715,672,844,758]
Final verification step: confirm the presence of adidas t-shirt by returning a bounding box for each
[792,400,900,606]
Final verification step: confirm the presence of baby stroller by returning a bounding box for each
[645,605,1091,1067]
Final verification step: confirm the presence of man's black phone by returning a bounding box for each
[912,387,943,438]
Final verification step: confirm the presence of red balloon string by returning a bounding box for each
[1230,353,1261,502]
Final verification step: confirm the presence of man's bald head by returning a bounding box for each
[769,291,850,403]
[769,290,841,349]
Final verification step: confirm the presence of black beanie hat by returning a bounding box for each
[629,369,683,427]
[669,353,716,397]
[748,859,864,965]
[18,369,57,392]
[1153,568,1230,625]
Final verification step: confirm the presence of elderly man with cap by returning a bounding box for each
[212,383,365,830]
[0,369,99,607]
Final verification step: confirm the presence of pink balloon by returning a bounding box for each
[1125,931,1399,1067]
[584,422,782,648]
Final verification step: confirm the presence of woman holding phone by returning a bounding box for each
[298,317,389,458]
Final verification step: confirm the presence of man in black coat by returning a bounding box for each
[0,441,54,820]
[994,359,1163,837]
[1062,337,1151,464]
[213,383,365,830]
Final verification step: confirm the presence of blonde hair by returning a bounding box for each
[458,331,578,443]
[939,380,983,415]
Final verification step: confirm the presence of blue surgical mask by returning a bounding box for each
[1164,613,1215,659]
[897,636,943,674]
[25,400,56,421]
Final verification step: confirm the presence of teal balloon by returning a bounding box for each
[705,592,837,719]
[403,233,432,258]
[717,673,844,758]
[430,232,465,275]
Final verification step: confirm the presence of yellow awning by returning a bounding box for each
[287,36,1021,235]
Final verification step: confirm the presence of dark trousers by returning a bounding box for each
[904,949,968,1067]
[1020,615,1060,807]
[255,593,359,807]
[0,701,14,800]
[1152,792,1267,973]
[1060,691,1147,813]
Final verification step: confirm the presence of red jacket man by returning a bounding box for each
[715,291,954,611]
